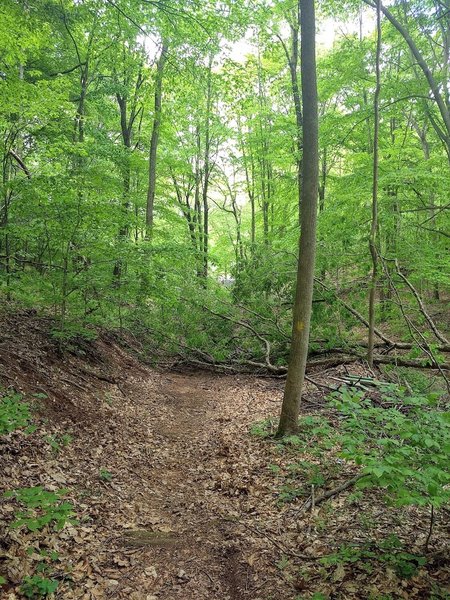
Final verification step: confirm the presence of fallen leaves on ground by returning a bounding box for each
[0,314,448,599]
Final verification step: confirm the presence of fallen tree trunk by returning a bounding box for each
[365,341,450,353]
[392,258,449,346]
[314,278,394,345]
[371,355,450,370]
[136,317,450,376]
[235,352,449,375]
[314,279,450,354]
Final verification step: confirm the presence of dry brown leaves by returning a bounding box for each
[0,315,448,599]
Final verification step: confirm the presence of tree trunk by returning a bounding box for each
[367,0,381,368]
[256,45,272,246]
[277,0,319,437]
[277,3,303,222]
[194,125,203,275]
[289,3,303,223]
[113,93,132,281]
[414,120,441,300]
[318,147,326,213]
[1,151,12,300]
[201,55,214,280]
[239,120,256,250]
[145,42,168,237]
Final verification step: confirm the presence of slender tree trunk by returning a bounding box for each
[319,148,327,281]
[413,120,441,300]
[146,42,168,237]
[250,154,256,249]
[277,0,319,437]
[239,119,256,250]
[231,192,244,272]
[319,147,326,213]
[381,111,400,319]
[256,45,272,246]
[194,125,203,275]
[171,173,198,250]
[74,69,87,144]
[1,146,12,299]
[289,4,303,222]
[246,157,256,249]
[201,55,214,280]
[113,94,132,281]
[277,3,303,222]
[367,0,382,367]
[262,170,269,244]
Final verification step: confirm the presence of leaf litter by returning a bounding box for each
[0,313,448,599]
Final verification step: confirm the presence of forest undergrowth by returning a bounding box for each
[0,312,449,600]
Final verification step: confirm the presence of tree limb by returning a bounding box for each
[315,278,394,345]
[8,150,31,179]
[393,259,449,345]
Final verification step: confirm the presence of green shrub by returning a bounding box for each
[5,487,76,532]
[320,537,427,580]
[331,386,450,508]
[0,391,33,434]
[21,575,58,598]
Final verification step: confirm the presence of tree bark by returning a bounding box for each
[256,45,272,246]
[145,42,168,237]
[277,0,319,437]
[277,2,303,223]
[239,120,256,250]
[201,54,214,279]
[289,3,303,223]
[367,0,381,368]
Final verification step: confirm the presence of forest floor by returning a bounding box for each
[0,312,449,600]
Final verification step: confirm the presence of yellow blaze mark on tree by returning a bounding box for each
[296,320,304,332]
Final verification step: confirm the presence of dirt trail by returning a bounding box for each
[112,369,274,600]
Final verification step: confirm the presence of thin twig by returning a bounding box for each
[238,521,321,560]
[425,505,435,551]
